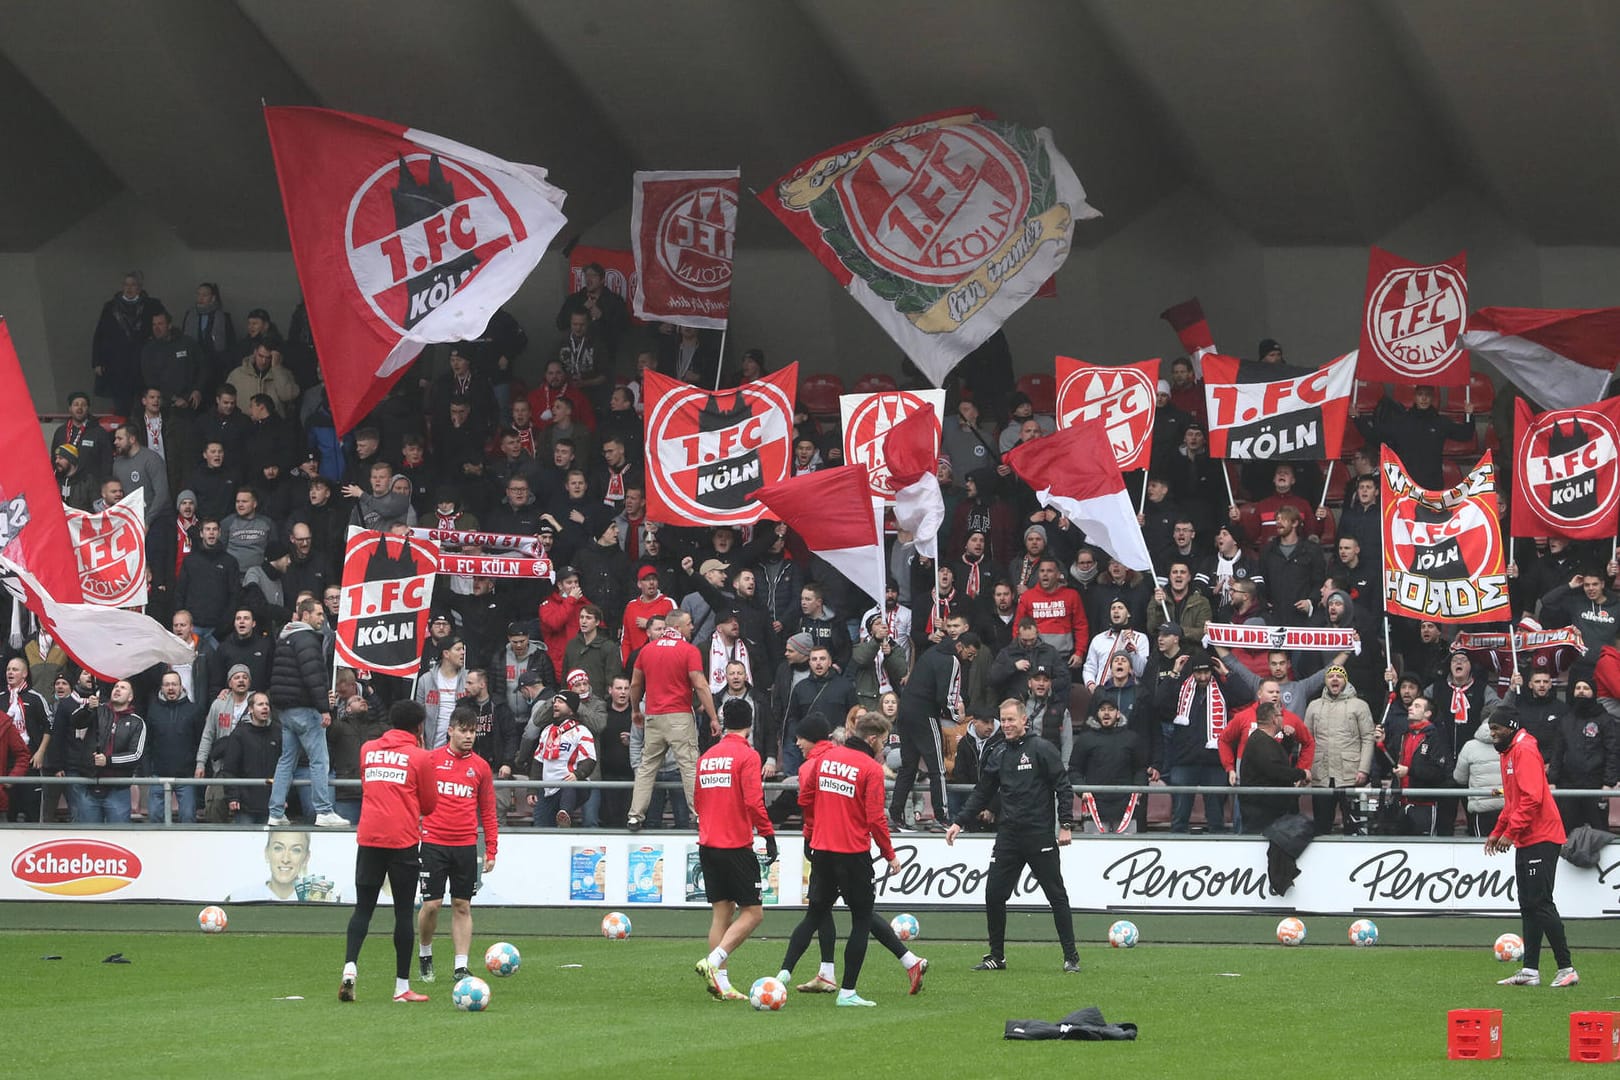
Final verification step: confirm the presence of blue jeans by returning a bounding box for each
[579,787,601,828]
[78,789,132,823]
[147,783,198,824]
[781,737,804,779]
[1169,763,1230,833]
[333,797,361,826]
[234,810,269,825]
[532,788,587,827]
[270,707,334,817]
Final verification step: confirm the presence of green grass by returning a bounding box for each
[3,928,1616,1078]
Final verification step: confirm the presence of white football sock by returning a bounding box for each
[342,962,357,979]
[707,946,729,967]
[819,961,836,981]
[454,954,468,971]
[419,943,432,958]
[900,951,920,968]
[777,969,791,983]
[717,968,735,993]
[394,977,410,996]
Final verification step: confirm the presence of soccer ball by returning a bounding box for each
[1494,933,1524,962]
[601,911,632,939]
[890,913,921,941]
[452,975,491,1011]
[1108,920,1139,948]
[1348,919,1379,947]
[1276,917,1307,946]
[484,941,521,977]
[749,976,787,1011]
[198,906,228,933]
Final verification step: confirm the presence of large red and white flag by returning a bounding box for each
[840,388,946,501]
[1357,247,1469,387]
[643,363,796,526]
[631,170,738,329]
[1382,448,1508,624]
[1054,357,1159,472]
[0,320,190,678]
[754,465,886,605]
[882,406,945,560]
[1511,396,1620,540]
[64,488,148,608]
[1002,425,1153,572]
[1160,297,1216,372]
[1203,351,1356,460]
[1462,307,1620,411]
[761,109,1099,387]
[263,106,569,435]
[333,528,439,678]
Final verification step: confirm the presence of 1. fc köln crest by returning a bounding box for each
[333,529,439,677]
[643,363,796,527]
[1512,397,1620,539]
[1382,448,1508,624]
[1358,247,1469,386]
[1054,357,1159,472]
[64,489,147,608]
[632,170,738,328]
[841,389,947,501]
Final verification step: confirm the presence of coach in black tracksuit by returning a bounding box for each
[891,633,972,830]
[947,696,1079,973]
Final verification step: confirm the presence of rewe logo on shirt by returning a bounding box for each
[437,780,474,798]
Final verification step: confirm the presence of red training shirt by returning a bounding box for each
[637,630,702,714]
[695,731,773,849]
[796,739,834,848]
[799,741,894,861]
[1492,727,1566,848]
[357,728,439,848]
[421,746,498,858]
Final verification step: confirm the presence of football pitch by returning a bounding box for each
[4,918,1616,1079]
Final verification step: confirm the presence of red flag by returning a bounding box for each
[1054,357,1159,472]
[631,170,739,328]
[1202,351,1356,460]
[1358,247,1469,387]
[754,466,885,604]
[882,407,945,560]
[1160,297,1216,367]
[1511,397,1620,539]
[1002,426,1153,571]
[264,106,569,435]
[1462,307,1620,411]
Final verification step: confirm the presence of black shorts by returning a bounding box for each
[698,845,761,907]
[354,843,421,891]
[419,841,480,901]
[805,849,875,913]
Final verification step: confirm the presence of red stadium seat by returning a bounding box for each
[1017,372,1057,415]
[99,415,125,432]
[1442,460,1463,489]
[1351,379,1384,415]
[1482,427,1501,455]
[1442,426,1479,457]
[1389,383,1417,408]
[851,373,897,394]
[798,373,845,418]
[1442,372,1495,417]
[1338,423,1365,459]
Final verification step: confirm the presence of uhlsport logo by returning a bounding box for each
[656,185,736,293]
[12,838,141,896]
[345,152,527,349]
[1057,365,1154,469]
[1364,262,1466,378]
[1517,409,1620,532]
[835,125,1031,286]
[843,392,940,499]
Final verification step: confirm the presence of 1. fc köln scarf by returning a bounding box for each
[1511,397,1620,539]
[631,170,738,328]
[760,109,1099,388]
[1054,357,1159,472]
[1203,352,1355,459]
[643,363,796,527]
[1358,247,1469,387]
[1382,447,1508,624]
[264,106,569,435]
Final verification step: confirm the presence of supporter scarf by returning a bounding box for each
[515,424,537,457]
[1015,554,1038,590]
[176,517,193,576]
[1081,791,1140,833]
[926,588,956,636]
[539,718,581,761]
[1450,680,1471,726]
[1201,624,1361,654]
[64,420,84,447]
[436,510,458,530]
[708,633,751,693]
[1175,676,1227,749]
[5,691,24,743]
[604,465,625,506]
[961,554,983,598]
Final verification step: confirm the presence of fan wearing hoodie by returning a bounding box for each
[1452,714,1504,837]
[1070,698,1153,833]
[1302,665,1374,835]
[1555,677,1620,832]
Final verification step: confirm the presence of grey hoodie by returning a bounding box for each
[1452,719,1505,814]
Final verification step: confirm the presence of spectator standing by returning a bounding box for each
[111,422,171,526]
[627,623,719,831]
[144,672,204,824]
[1303,666,1375,835]
[92,271,161,415]
[266,598,347,828]
[0,658,51,822]
[222,691,280,824]
[1238,702,1309,835]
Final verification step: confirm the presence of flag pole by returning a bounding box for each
[1509,622,1520,681]
[1319,460,1334,510]
[1137,471,1148,514]
[711,326,728,392]
[1220,461,1237,514]
[1383,614,1394,690]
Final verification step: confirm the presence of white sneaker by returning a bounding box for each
[314,811,350,828]
[1552,967,1580,988]
[1497,968,1540,986]
[266,812,291,827]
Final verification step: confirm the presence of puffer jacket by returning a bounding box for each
[267,621,328,710]
[1451,720,1505,814]
[1303,681,1375,786]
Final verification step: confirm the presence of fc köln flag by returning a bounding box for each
[334,528,439,677]
[754,465,886,605]
[64,489,148,608]
[1461,307,1620,411]
[1054,357,1159,472]
[882,406,946,560]
[1382,448,1509,625]
[631,170,738,328]
[1511,397,1620,539]
[1203,352,1355,460]
[264,107,569,435]
[1358,247,1469,387]
[1160,297,1216,372]
[643,363,796,526]
[1002,423,1154,572]
[840,388,947,501]
[761,108,1099,387]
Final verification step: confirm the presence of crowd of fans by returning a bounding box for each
[2,268,1617,840]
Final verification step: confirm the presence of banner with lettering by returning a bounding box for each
[760,108,1099,387]
[1054,357,1159,472]
[333,528,439,677]
[63,489,148,608]
[408,527,540,555]
[1511,396,1620,540]
[643,362,796,526]
[1358,247,1469,387]
[1381,448,1508,624]
[1203,352,1355,460]
[631,170,738,329]
[839,388,947,501]
[1201,624,1361,655]
[438,552,554,581]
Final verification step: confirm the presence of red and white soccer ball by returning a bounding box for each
[198,905,228,934]
[601,911,632,940]
[890,913,920,942]
[749,976,787,1011]
[1276,917,1306,946]
[1494,933,1524,962]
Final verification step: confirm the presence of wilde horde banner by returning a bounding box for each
[1381,448,1509,625]
[1511,397,1620,540]
[760,108,1098,387]
[1202,352,1355,460]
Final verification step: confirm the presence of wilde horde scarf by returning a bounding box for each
[1175,676,1227,749]
[708,633,751,693]
[961,554,984,598]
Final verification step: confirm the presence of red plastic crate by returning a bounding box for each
[1570,1012,1620,1062]
[1448,1009,1502,1060]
